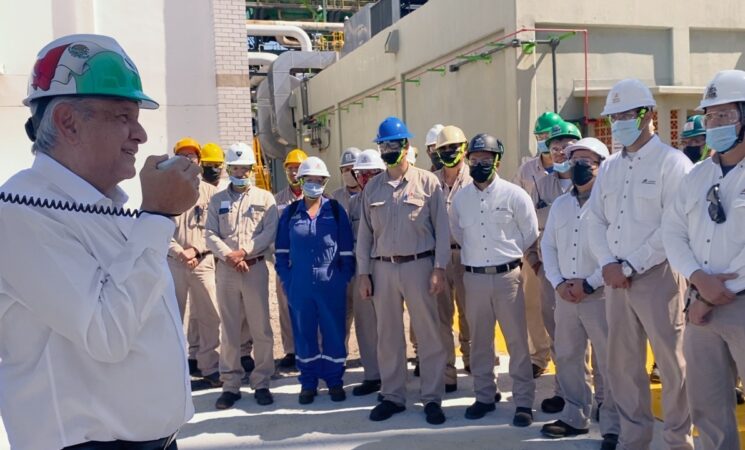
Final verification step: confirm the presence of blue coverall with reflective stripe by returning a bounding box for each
[275,197,355,390]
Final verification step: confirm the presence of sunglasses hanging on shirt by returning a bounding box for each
[707,184,726,224]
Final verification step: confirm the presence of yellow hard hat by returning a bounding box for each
[201,142,225,163]
[284,148,308,167]
[435,125,468,149]
[174,137,201,157]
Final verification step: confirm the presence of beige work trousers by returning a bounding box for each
[684,292,745,450]
[605,262,692,450]
[275,278,295,355]
[352,277,380,381]
[464,267,535,407]
[216,260,275,392]
[523,259,552,369]
[169,255,220,376]
[554,289,619,435]
[371,257,446,405]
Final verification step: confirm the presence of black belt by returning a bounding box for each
[245,255,265,266]
[63,433,177,450]
[464,259,522,274]
[451,244,461,250]
[198,250,212,260]
[375,250,434,264]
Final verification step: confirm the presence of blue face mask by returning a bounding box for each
[230,176,250,187]
[553,161,571,173]
[706,124,739,154]
[611,118,643,147]
[302,181,325,199]
[537,140,549,154]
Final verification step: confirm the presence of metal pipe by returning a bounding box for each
[246,24,313,51]
[248,52,278,67]
[247,19,344,32]
[550,38,559,113]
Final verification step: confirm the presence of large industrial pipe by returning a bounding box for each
[247,19,344,32]
[248,51,278,67]
[246,24,313,52]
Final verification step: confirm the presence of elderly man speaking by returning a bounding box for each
[0,35,200,450]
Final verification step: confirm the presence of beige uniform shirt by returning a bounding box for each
[513,155,550,196]
[331,186,358,213]
[206,186,279,260]
[168,180,217,258]
[525,173,573,265]
[434,163,472,245]
[356,166,450,274]
[274,185,303,218]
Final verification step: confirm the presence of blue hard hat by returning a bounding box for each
[374,116,414,143]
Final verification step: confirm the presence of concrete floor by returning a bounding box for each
[3,357,674,450]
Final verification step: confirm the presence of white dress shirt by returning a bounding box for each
[0,154,193,450]
[662,157,745,293]
[541,190,604,290]
[585,135,693,274]
[450,174,539,267]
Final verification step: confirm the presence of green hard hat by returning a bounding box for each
[681,115,706,138]
[546,121,582,147]
[534,111,564,135]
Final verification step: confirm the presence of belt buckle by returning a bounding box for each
[391,256,402,264]
[485,266,498,274]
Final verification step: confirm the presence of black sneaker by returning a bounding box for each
[513,407,533,427]
[352,379,381,396]
[299,389,317,404]
[241,355,255,374]
[188,359,200,377]
[532,363,546,378]
[215,391,241,410]
[424,402,446,425]
[541,395,565,413]
[369,400,405,421]
[254,388,273,406]
[464,401,496,420]
[278,353,296,369]
[202,371,223,387]
[329,386,346,402]
[540,420,589,438]
[445,383,457,393]
[601,433,619,450]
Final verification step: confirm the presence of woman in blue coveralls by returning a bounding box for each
[275,156,356,404]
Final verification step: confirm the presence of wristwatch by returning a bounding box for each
[582,279,596,295]
[620,260,636,278]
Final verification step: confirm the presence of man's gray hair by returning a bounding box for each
[31,97,94,155]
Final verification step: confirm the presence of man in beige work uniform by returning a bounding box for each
[663,70,745,450]
[432,125,472,388]
[586,78,693,449]
[514,112,564,377]
[273,148,308,369]
[207,142,278,410]
[450,133,539,427]
[167,137,221,387]
[357,116,449,425]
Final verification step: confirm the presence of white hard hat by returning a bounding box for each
[407,145,418,164]
[226,142,256,166]
[566,137,610,161]
[339,147,361,167]
[425,124,445,146]
[698,70,745,110]
[353,149,385,171]
[601,78,656,116]
[297,156,330,178]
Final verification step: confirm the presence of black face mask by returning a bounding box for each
[429,152,444,170]
[380,150,403,166]
[439,150,462,167]
[571,160,595,187]
[469,162,494,183]
[202,166,222,183]
[683,146,703,163]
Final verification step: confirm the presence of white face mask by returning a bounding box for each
[341,170,359,188]
[229,176,250,187]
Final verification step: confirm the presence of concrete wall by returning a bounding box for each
[0,0,250,207]
[301,0,745,187]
